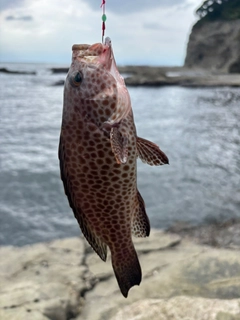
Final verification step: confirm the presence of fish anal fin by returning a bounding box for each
[132,190,150,238]
[59,137,107,261]
[111,242,141,298]
[137,136,169,166]
[110,127,128,164]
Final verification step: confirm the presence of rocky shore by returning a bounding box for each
[50,66,240,87]
[1,66,239,87]
[1,226,240,320]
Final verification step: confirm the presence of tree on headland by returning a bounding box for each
[196,0,240,22]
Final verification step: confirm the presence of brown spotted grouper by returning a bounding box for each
[59,37,169,297]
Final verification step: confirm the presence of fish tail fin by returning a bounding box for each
[111,242,142,298]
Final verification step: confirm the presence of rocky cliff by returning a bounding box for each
[185,19,240,73]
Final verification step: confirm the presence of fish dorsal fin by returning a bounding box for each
[131,190,150,237]
[59,138,107,261]
[110,127,128,164]
[137,136,169,166]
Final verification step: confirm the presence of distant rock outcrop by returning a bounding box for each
[0,67,36,75]
[185,19,240,73]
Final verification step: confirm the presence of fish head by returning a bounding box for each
[64,38,131,126]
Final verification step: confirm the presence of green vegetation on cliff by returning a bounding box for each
[195,0,240,27]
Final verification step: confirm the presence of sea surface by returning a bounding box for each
[0,63,239,246]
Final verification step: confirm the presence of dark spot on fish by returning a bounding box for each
[93,132,102,139]
[98,150,105,158]
[96,159,104,165]
[87,146,95,152]
[105,108,111,117]
[101,165,109,170]
[105,157,112,164]
[103,99,109,106]
[110,103,115,110]
[111,176,120,182]
[90,152,97,158]
[82,165,89,172]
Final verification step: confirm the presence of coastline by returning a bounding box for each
[51,66,240,87]
[1,222,240,320]
[1,65,239,87]
[51,66,240,88]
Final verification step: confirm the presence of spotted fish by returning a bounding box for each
[59,37,169,298]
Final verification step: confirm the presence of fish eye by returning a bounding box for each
[70,72,83,87]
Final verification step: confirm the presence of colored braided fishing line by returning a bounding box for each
[101,0,107,43]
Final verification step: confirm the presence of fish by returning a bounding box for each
[58,37,169,298]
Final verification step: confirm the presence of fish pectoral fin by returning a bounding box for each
[59,137,107,262]
[131,190,150,237]
[136,136,169,166]
[110,127,128,164]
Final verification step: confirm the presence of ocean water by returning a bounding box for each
[0,63,239,246]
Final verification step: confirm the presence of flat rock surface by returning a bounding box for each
[1,230,240,320]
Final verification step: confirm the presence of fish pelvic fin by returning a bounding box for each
[110,126,128,164]
[132,190,150,237]
[59,137,107,261]
[136,136,169,166]
[111,242,142,298]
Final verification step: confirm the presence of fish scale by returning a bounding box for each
[59,38,169,297]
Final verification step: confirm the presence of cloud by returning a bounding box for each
[84,0,187,14]
[5,15,32,21]
[143,22,166,30]
[0,0,25,11]
[0,0,199,65]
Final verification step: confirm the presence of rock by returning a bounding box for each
[80,233,240,320]
[111,297,240,320]
[50,68,68,74]
[0,67,36,75]
[1,230,240,320]
[167,218,240,249]
[0,237,93,320]
[52,80,65,86]
[185,19,240,73]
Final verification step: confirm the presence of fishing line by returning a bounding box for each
[101,0,106,43]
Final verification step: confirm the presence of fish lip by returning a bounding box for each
[72,44,90,51]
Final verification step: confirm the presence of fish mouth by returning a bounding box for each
[72,38,112,70]
[72,38,123,84]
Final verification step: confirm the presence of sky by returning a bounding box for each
[0,0,201,66]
